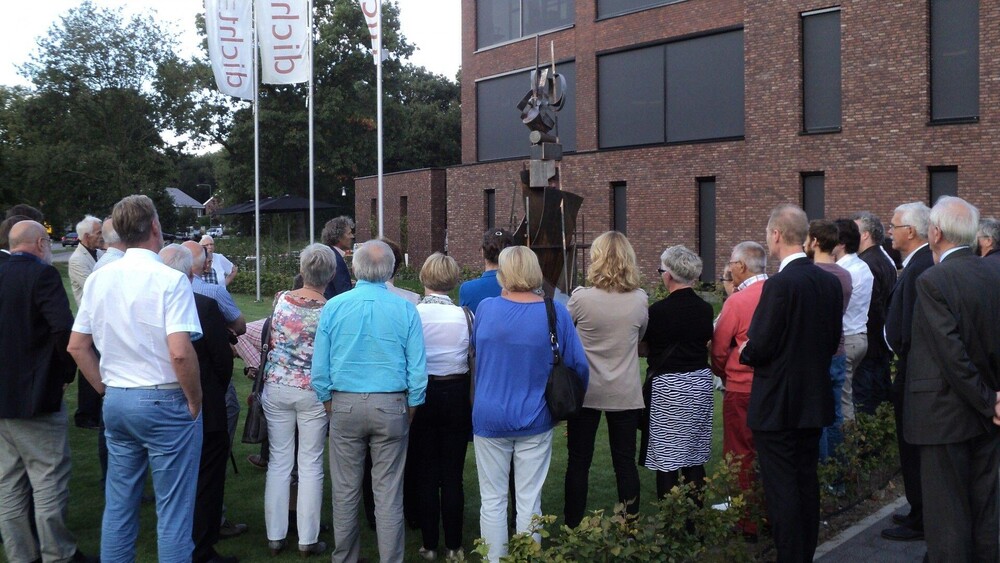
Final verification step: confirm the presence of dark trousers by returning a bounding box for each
[892,381,923,528]
[408,378,472,550]
[75,371,103,428]
[854,354,892,416]
[753,428,822,563]
[193,430,229,563]
[921,433,1000,563]
[564,408,641,527]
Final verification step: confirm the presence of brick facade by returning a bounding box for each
[358,0,1000,282]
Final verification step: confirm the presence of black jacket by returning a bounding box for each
[740,257,843,431]
[885,244,934,391]
[193,293,235,433]
[0,254,76,418]
[858,245,897,360]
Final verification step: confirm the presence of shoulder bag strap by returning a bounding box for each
[544,297,561,364]
[253,315,273,394]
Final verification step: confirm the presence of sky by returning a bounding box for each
[0,0,462,88]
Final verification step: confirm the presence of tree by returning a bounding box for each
[0,1,187,229]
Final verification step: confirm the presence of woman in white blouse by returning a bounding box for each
[563,231,649,527]
[410,253,472,561]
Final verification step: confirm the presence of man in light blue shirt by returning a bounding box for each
[312,239,426,563]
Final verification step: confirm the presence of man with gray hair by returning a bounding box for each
[976,217,1000,261]
[882,201,933,542]
[905,196,1000,561]
[320,216,355,297]
[94,217,126,271]
[710,241,767,503]
[851,212,897,416]
[312,239,426,563]
[68,214,105,430]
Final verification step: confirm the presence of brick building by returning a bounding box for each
[356,0,996,282]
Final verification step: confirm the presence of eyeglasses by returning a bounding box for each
[719,276,733,283]
[657,268,666,275]
[887,224,912,231]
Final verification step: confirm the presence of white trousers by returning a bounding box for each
[473,430,553,563]
[262,382,328,544]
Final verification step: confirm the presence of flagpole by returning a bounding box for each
[376,2,384,239]
[253,1,261,302]
[307,0,315,243]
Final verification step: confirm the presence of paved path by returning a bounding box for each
[815,496,925,562]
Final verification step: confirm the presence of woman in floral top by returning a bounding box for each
[262,243,337,557]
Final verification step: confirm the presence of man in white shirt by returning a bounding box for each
[832,219,874,422]
[199,235,238,286]
[68,195,203,563]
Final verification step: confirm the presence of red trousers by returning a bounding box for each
[723,390,756,492]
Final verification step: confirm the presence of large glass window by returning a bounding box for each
[477,62,576,161]
[477,0,573,49]
[802,8,841,132]
[597,0,686,20]
[598,29,744,148]
[930,0,979,122]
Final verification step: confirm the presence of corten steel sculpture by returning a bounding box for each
[510,40,583,295]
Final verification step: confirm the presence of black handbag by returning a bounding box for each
[544,298,586,421]
[241,316,272,444]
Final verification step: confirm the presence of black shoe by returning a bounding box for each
[71,550,99,563]
[891,512,913,526]
[881,525,924,542]
[219,519,248,539]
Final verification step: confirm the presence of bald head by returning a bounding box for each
[160,244,194,280]
[182,241,207,275]
[9,220,52,263]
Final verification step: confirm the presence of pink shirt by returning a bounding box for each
[711,278,765,394]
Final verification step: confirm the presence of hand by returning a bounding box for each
[189,401,202,421]
[324,400,332,417]
[408,405,417,424]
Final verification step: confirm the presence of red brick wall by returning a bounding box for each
[383,1,1000,283]
[354,168,447,269]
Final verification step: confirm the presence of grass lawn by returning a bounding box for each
[53,262,724,562]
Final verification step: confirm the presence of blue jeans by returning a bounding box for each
[101,387,202,563]
[819,355,846,462]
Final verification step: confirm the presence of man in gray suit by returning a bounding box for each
[905,196,1000,562]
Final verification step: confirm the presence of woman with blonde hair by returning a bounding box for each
[472,246,589,562]
[562,231,649,526]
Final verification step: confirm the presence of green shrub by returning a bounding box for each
[819,402,899,509]
[226,270,295,298]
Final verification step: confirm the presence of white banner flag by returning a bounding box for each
[257,0,311,84]
[358,0,380,65]
[205,0,254,100]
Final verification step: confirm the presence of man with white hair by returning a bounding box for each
[882,201,934,542]
[199,235,238,287]
[905,196,1000,561]
[312,240,426,563]
[68,214,104,430]
[976,217,1000,261]
[94,217,126,271]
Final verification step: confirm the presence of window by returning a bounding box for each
[930,0,978,122]
[929,167,958,203]
[611,182,627,234]
[802,172,825,220]
[477,62,576,161]
[485,189,497,230]
[598,30,744,148]
[597,0,686,19]
[802,8,841,132]
[476,0,573,49]
[698,178,716,283]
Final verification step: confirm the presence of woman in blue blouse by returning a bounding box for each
[472,246,589,562]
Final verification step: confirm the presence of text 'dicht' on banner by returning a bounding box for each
[256,0,311,84]
[206,0,255,100]
[358,0,380,65]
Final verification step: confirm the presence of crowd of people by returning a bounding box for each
[1,193,999,563]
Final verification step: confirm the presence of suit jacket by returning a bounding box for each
[740,257,843,431]
[904,248,1000,445]
[984,249,1000,263]
[68,243,97,306]
[323,248,352,298]
[858,245,898,360]
[193,293,235,433]
[885,244,934,391]
[0,254,76,418]
[0,250,9,265]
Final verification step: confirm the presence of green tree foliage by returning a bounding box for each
[0,1,181,229]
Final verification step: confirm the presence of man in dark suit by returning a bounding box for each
[321,216,354,298]
[976,217,1000,261]
[161,244,238,563]
[740,204,843,562]
[882,201,933,542]
[0,220,95,563]
[905,196,1000,562]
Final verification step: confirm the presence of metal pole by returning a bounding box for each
[253,1,261,302]
[308,0,315,243]
[376,2,384,238]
